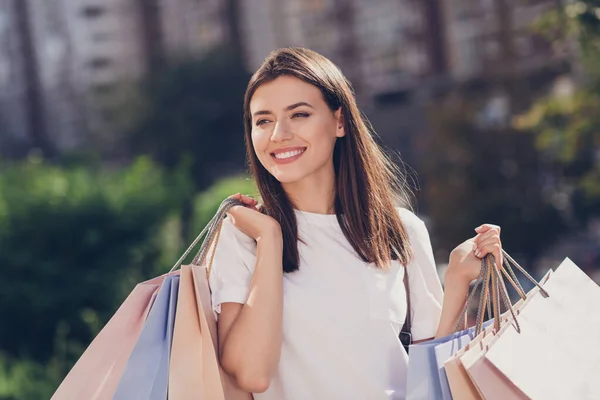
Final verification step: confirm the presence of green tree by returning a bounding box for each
[420,96,564,267]
[515,0,600,224]
[125,46,251,241]
[0,157,187,380]
[127,46,250,191]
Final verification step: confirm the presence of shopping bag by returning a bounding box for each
[436,284,541,400]
[51,275,164,400]
[444,324,496,400]
[407,248,544,400]
[168,197,252,400]
[113,274,180,400]
[405,320,494,400]
[466,258,600,399]
[169,265,230,400]
[54,197,251,400]
[192,264,252,399]
[449,271,551,400]
[433,320,496,400]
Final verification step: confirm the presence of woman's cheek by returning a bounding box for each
[251,132,268,158]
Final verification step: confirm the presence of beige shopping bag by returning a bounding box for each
[467,258,600,399]
[168,198,253,400]
[444,269,553,400]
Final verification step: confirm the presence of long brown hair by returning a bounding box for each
[243,47,414,273]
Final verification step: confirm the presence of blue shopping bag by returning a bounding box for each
[406,319,493,400]
[433,329,483,400]
[113,274,179,400]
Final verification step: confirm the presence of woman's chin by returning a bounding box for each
[270,170,306,185]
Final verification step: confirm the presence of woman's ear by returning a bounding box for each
[335,108,345,138]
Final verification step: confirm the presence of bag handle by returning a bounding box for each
[169,197,245,274]
[399,268,412,352]
[455,249,549,335]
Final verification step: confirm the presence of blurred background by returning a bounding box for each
[0,0,599,398]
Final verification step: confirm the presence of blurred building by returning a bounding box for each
[241,0,444,98]
[0,0,233,155]
[442,0,560,81]
[0,0,29,155]
[0,0,572,156]
[159,0,233,59]
[0,0,149,154]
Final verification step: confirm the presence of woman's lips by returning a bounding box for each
[271,147,306,165]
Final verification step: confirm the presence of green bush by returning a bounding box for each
[0,156,189,387]
[178,175,258,265]
[0,354,62,400]
[191,174,258,236]
[0,168,254,399]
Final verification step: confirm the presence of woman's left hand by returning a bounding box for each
[447,224,503,284]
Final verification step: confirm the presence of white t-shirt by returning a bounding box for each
[209,207,444,400]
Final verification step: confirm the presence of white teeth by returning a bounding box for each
[274,149,305,159]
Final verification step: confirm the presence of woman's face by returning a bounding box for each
[249,75,344,184]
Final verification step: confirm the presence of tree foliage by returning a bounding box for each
[0,157,188,392]
[515,0,600,222]
[420,97,564,265]
[126,46,251,192]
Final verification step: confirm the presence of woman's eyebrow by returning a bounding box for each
[284,101,314,111]
[253,102,314,118]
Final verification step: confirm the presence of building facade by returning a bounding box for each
[0,0,29,154]
[441,0,559,81]
[0,0,570,155]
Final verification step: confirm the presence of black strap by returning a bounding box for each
[399,267,412,353]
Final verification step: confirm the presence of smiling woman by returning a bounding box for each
[250,77,344,185]
[207,47,503,400]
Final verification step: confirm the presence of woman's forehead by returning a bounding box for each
[250,76,323,111]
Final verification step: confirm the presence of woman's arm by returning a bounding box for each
[217,227,284,393]
[434,269,470,338]
[434,224,502,338]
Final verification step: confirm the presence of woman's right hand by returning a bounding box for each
[226,193,281,241]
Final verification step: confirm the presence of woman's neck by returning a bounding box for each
[282,168,336,215]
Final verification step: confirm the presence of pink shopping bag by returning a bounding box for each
[52,275,165,400]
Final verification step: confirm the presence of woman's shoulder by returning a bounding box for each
[395,206,426,230]
[216,216,257,250]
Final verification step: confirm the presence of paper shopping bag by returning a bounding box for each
[53,197,251,400]
[113,274,179,400]
[468,258,600,399]
[445,269,552,400]
[51,275,165,400]
[190,264,253,400]
[169,265,232,400]
[432,322,493,400]
[406,320,494,400]
[434,295,530,400]
[406,248,545,400]
[168,196,251,400]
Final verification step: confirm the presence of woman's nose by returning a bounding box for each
[271,120,293,142]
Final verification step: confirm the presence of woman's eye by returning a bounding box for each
[256,119,269,126]
[292,112,309,119]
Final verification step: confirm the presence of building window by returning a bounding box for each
[82,6,106,19]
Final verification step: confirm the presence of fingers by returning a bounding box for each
[474,243,503,267]
[473,228,499,245]
[228,193,258,208]
[476,236,501,251]
[474,224,500,235]
[474,224,502,266]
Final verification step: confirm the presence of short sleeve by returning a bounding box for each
[208,217,257,317]
[397,208,444,341]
